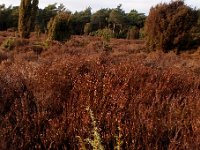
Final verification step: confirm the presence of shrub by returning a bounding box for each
[91,28,113,51]
[92,28,114,42]
[47,12,72,42]
[1,37,16,51]
[145,0,199,52]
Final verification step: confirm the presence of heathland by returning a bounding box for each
[0,31,200,149]
[1,0,200,149]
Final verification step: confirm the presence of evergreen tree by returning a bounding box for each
[18,0,39,38]
[145,1,199,52]
[90,8,111,32]
[47,12,71,41]
[108,4,126,38]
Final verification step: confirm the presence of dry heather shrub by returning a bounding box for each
[0,51,8,62]
[145,0,199,52]
[47,12,71,42]
[0,38,200,149]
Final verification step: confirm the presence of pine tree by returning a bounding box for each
[18,0,39,38]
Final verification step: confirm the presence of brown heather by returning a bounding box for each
[0,31,200,149]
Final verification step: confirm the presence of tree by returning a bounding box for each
[90,8,111,32]
[10,6,19,29]
[57,3,66,13]
[71,7,92,35]
[108,4,126,38]
[145,0,199,52]
[47,12,71,41]
[0,5,19,31]
[37,3,59,32]
[127,9,146,29]
[18,0,39,38]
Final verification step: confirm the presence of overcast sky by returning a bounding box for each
[1,0,200,14]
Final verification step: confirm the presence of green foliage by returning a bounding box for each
[90,9,111,32]
[0,5,19,31]
[127,9,146,29]
[77,107,104,150]
[91,28,113,51]
[0,2,147,39]
[47,12,71,41]
[85,107,105,150]
[108,4,126,26]
[1,37,16,51]
[108,4,126,38]
[145,0,199,52]
[77,107,124,150]
[92,28,114,41]
[36,3,69,33]
[18,0,39,38]
[71,7,92,35]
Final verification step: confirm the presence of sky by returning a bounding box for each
[1,0,200,14]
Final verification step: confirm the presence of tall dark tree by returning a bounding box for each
[18,0,39,38]
[127,9,146,29]
[0,5,19,30]
[90,8,111,32]
[36,3,58,32]
[108,4,126,38]
[71,7,91,35]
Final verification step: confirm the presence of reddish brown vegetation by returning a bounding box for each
[0,32,200,149]
[145,1,199,52]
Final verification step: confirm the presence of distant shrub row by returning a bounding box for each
[16,0,200,52]
[46,1,200,53]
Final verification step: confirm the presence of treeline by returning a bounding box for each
[0,4,19,30]
[1,1,200,52]
[0,3,146,39]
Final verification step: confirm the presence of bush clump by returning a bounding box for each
[47,12,72,41]
[1,37,16,51]
[91,28,114,41]
[145,0,199,52]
